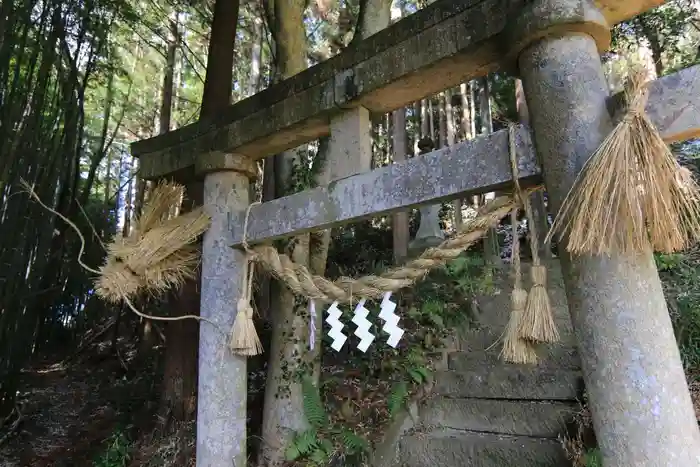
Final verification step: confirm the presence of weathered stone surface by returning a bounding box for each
[433,367,584,400]
[397,429,570,467]
[420,398,578,437]
[518,12,700,465]
[472,260,572,329]
[131,0,663,180]
[326,107,373,181]
[197,171,250,467]
[502,0,611,67]
[450,260,581,369]
[449,338,581,371]
[228,125,538,247]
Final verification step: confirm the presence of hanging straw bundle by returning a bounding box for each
[228,201,264,357]
[95,180,211,303]
[547,67,700,256]
[506,124,558,344]
[519,196,559,343]
[501,208,538,364]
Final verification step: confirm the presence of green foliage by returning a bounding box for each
[443,254,497,297]
[94,430,131,467]
[656,250,700,373]
[301,375,329,429]
[285,429,323,461]
[286,376,370,465]
[584,448,602,467]
[387,381,409,417]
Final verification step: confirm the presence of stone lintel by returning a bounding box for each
[227,124,538,248]
[131,0,662,181]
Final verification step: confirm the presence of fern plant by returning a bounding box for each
[286,375,370,465]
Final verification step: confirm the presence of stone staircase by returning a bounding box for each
[373,260,585,467]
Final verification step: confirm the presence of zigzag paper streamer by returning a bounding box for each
[378,292,404,348]
[325,301,347,352]
[352,299,375,352]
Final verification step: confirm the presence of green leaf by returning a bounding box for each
[285,443,301,461]
[340,430,369,454]
[388,381,409,417]
[408,367,424,384]
[320,438,334,454]
[301,376,329,428]
[286,428,318,460]
[310,447,330,464]
[428,313,445,328]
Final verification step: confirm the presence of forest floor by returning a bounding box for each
[0,336,162,467]
[1,289,700,467]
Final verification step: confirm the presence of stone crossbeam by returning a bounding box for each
[228,64,700,248]
[228,125,538,247]
[130,0,663,181]
[630,64,700,143]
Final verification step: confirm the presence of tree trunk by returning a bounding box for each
[161,0,241,432]
[199,0,240,117]
[261,1,391,464]
[478,76,500,260]
[260,1,312,464]
[159,17,178,134]
[247,15,263,98]
[443,88,462,229]
[392,107,409,264]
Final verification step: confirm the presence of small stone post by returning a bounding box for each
[195,153,258,467]
[409,137,445,255]
[507,1,700,465]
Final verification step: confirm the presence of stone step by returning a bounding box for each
[449,336,581,370]
[473,260,573,331]
[434,367,584,400]
[420,397,578,438]
[397,429,570,467]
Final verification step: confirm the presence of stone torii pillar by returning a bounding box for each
[195,153,257,467]
[507,1,700,465]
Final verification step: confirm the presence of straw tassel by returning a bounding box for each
[229,260,263,356]
[520,263,559,343]
[229,202,263,357]
[505,123,559,344]
[546,66,700,255]
[519,198,559,343]
[501,208,538,365]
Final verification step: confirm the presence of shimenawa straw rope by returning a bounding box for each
[245,187,543,305]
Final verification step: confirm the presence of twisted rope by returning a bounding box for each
[247,186,542,304]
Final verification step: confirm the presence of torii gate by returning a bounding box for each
[131,0,700,465]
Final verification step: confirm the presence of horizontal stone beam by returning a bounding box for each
[131,0,663,181]
[641,64,700,143]
[228,125,538,247]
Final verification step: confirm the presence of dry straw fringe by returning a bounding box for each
[19,178,221,331]
[546,67,700,256]
[246,187,544,305]
[506,124,559,344]
[95,180,211,303]
[500,208,538,365]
